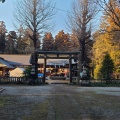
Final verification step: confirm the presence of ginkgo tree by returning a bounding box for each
[14,0,55,80]
[67,0,98,72]
[97,0,120,31]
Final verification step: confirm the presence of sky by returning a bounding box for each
[0,0,73,36]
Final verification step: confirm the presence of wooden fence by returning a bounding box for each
[0,76,42,84]
[0,77,26,84]
[0,76,120,85]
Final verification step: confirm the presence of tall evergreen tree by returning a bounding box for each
[100,53,114,80]
[69,33,79,51]
[0,21,6,53]
[5,31,17,54]
[42,32,54,51]
[54,30,70,51]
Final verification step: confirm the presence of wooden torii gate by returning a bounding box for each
[31,51,80,83]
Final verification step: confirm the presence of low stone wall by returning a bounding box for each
[50,76,66,80]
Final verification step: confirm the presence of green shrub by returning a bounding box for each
[100,53,114,81]
[23,66,32,78]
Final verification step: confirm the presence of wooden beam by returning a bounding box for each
[38,56,78,59]
[37,51,80,55]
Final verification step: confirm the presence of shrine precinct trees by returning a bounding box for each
[54,30,70,51]
[93,0,120,79]
[97,0,120,31]
[14,0,55,79]
[5,31,17,54]
[42,32,54,51]
[100,53,114,81]
[42,30,79,51]
[0,21,6,53]
[14,0,55,51]
[67,0,99,69]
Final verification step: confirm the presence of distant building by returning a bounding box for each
[0,54,77,77]
[10,67,25,77]
[0,54,31,76]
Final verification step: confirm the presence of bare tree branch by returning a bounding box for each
[67,0,98,64]
[14,0,55,47]
[97,0,120,30]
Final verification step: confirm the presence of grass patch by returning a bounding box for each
[23,100,50,120]
[53,94,83,120]
[0,96,11,107]
[75,90,120,110]
[72,91,120,119]
[91,82,120,87]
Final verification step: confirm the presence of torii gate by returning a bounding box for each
[30,51,80,84]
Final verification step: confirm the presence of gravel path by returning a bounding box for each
[0,84,120,120]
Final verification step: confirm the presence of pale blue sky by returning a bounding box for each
[0,0,73,36]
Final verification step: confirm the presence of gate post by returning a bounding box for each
[69,56,72,83]
[77,51,81,85]
[43,56,46,83]
[35,51,38,80]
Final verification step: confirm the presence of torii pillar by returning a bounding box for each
[42,56,47,83]
[69,56,72,83]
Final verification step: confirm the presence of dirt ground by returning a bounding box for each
[0,83,120,120]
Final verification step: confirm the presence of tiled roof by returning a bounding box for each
[0,54,76,66]
[0,58,14,68]
[0,54,31,66]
